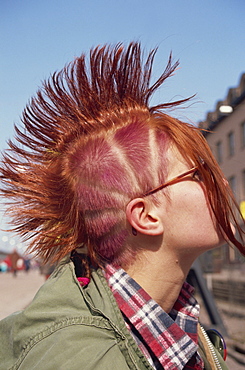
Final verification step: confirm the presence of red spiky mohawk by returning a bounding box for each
[1,43,188,265]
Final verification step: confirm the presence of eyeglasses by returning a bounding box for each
[142,166,200,197]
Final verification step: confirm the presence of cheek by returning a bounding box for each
[161,184,224,251]
[166,186,215,231]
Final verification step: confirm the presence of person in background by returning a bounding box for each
[24,258,31,273]
[9,249,20,277]
[0,42,244,369]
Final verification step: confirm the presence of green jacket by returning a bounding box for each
[0,257,228,369]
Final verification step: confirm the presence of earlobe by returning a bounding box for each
[126,198,164,236]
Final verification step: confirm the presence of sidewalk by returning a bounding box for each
[0,269,44,320]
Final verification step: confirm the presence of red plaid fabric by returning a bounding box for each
[104,264,204,370]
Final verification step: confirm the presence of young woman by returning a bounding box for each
[0,42,244,369]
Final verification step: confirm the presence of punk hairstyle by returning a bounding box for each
[1,43,244,271]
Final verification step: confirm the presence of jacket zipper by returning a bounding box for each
[200,324,222,370]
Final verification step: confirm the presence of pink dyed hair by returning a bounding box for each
[63,116,169,266]
[1,43,244,269]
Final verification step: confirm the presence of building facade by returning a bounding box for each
[199,73,245,269]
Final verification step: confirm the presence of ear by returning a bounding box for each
[126,198,164,236]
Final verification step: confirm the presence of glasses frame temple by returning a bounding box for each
[142,166,199,197]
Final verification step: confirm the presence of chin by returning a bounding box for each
[202,238,225,252]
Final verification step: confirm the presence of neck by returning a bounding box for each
[124,250,195,313]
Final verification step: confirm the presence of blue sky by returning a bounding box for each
[0,0,244,252]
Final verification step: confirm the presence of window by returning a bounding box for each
[227,131,235,157]
[242,169,245,198]
[228,175,236,197]
[241,121,245,148]
[216,141,223,164]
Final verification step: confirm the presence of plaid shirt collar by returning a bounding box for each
[103,264,203,370]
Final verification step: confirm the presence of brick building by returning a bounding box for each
[199,73,245,269]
